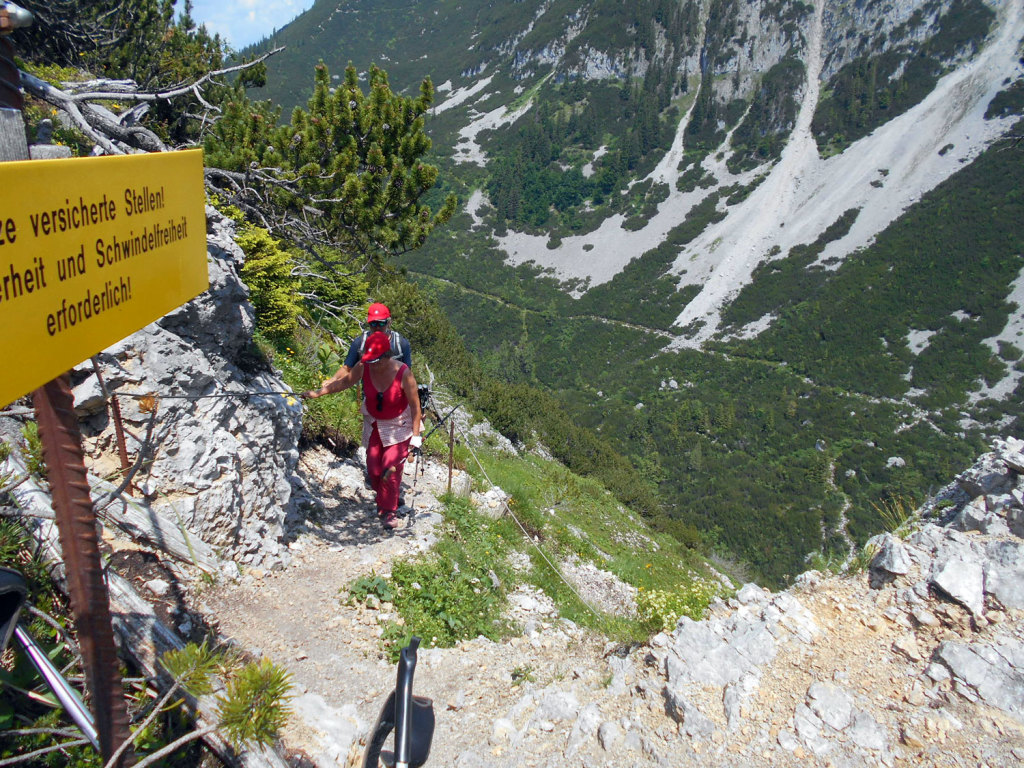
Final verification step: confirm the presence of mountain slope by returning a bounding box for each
[251,0,1024,585]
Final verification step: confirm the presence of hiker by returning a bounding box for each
[315,302,411,395]
[303,332,422,529]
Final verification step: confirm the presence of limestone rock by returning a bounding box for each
[870,533,912,576]
[933,639,1024,715]
[73,206,303,570]
[930,555,985,617]
[806,682,855,732]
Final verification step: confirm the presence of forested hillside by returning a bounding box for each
[254,0,1024,585]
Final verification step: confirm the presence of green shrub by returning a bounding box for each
[236,226,302,340]
[20,422,45,480]
[347,496,515,660]
[636,577,723,632]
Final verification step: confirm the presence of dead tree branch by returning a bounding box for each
[18,48,282,155]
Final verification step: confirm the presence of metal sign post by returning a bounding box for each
[0,7,133,764]
[0,8,206,764]
[33,376,132,763]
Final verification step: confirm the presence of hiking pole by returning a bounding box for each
[405,451,420,528]
[362,637,434,768]
[0,568,100,751]
[422,404,460,442]
[15,625,100,750]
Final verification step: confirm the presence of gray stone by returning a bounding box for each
[606,655,633,696]
[537,690,579,722]
[925,662,951,683]
[933,640,1024,715]
[952,498,1009,535]
[1008,506,1024,538]
[736,583,770,605]
[794,703,833,756]
[144,578,170,597]
[907,524,949,556]
[987,493,1016,515]
[871,534,912,575]
[723,682,743,729]
[70,207,305,570]
[29,144,73,160]
[848,711,888,751]
[957,451,1013,497]
[665,615,776,686]
[455,750,495,768]
[623,727,643,752]
[806,682,854,731]
[930,555,985,616]
[794,570,824,589]
[777,729,799,751]
[597,721,623,751]
[290,694,364,766]
[984,540,1024,609]
[566,703,601,757]
[998,438,1024,473]
[663,685,715,738]
[892,635,924,662]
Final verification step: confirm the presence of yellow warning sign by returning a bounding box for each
[0,149,208,407]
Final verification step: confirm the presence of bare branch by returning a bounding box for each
[94,404,159,512]
[0,738,92,766]
[20,71,132,155]
[59,49,284,105]
[18,48,282,155]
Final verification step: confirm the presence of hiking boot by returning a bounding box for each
[380,510,399,530]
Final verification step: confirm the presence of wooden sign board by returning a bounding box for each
[0,149,208,407]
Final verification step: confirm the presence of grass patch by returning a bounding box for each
[347,495,518,660]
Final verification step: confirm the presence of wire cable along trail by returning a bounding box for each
[6,379,606,621]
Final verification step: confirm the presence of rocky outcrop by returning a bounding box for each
[71,207,303,571]
[457,437,1024,767]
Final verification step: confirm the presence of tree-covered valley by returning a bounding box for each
[241,0,1024,587]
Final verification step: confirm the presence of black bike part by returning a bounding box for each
[0,567,27,652]
[394,637,420,766]
[363,636,435,768]
[362,690,396,768]
[407,695,435,768]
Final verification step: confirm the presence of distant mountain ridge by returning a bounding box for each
[251,0,1022,340]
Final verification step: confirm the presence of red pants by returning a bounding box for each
[366,424,410,514]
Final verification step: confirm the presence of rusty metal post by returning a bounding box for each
[0,8,133,764]
[91,358,133,495]
[33,377,133,765]
[447,420,455,495]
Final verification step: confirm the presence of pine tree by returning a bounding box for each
[204,62,456,267]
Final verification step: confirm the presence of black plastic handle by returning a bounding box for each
[394,636,420,767]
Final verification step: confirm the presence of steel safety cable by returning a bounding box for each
[451,420,604,622]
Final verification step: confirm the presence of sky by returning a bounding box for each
[186,0,315,50]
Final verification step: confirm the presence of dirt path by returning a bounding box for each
[201,447,606,767]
